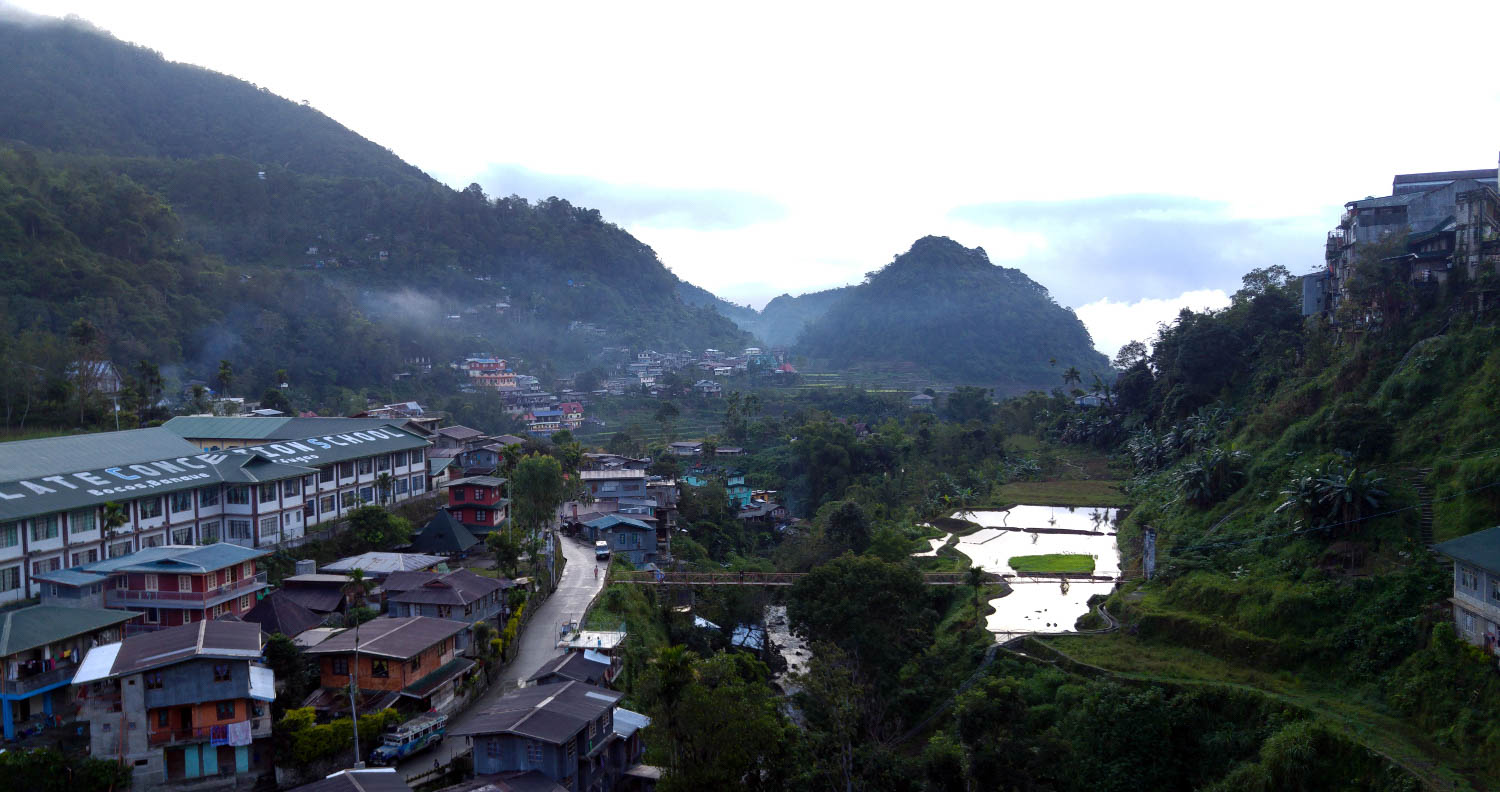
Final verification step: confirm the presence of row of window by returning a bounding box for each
[1457,565,1500,605]
[0,452,429,548]
[154,700,239,728]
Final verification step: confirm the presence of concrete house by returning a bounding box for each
[453,680,652,792]
[72,620,275,790]
[303,616,472,716]
[584,515,656,566]
[383,569,515,652]
[1434,525,1500,657]
[0,605,139,739]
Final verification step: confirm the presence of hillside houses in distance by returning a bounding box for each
[1306,162,1500,322]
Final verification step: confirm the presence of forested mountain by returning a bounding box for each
[0,14,748,421]
[676,281,846,348]
[796,236,1109,393]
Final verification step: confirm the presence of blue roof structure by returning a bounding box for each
[584,515,653,532]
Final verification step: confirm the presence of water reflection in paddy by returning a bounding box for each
[947,505,1120,638]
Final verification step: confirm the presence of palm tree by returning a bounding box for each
[215,360,234,397]
[102,501,128,545]
[342,567,374,612]
[1062,366,1082,389]
[965,566,986,613]
[375,473,393,506]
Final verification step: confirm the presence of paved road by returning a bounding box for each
[398,531,606,776]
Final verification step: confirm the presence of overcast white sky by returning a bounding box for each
[15,1,1500,353]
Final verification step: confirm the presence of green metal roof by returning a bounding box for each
[1434,525,1500,573]
[162,416,412,441]
[0,605,138,657]
[0,428,201,483]
[0,424,430,522]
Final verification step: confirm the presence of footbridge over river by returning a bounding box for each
[606,570,1119,587]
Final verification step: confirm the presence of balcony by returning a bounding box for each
[106,572,268,607]
[1,664,80,696]
[147,717,269,747]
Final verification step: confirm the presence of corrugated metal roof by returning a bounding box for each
[0,427,201,482]
[0,605,138,656]
[0,425,429,522]
[1434,525,1500,573]
[79,619,263,680]
[322,553,446,576]
[613,707,650,739]
[585,515,653,532]
[450,680,621,743]
[305,616,468,660]
[72,543,268,575]
[161,416,293,440]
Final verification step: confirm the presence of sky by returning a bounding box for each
[13,1,1500,353]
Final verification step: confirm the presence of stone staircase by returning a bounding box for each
[1413,467,1434,549]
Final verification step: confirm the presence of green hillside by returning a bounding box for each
[797,236,1110,393]
[1034,264,1500,787]
[0,15,749,422]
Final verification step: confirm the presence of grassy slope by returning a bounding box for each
[1065,318,1500,789]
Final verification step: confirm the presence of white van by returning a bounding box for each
[595,540,610,560]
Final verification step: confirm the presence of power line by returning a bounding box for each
[1170,478,1500,554]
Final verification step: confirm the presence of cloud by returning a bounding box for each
[469,164,787,231]
[1075,289,1233,357]
[948,194,1331,307]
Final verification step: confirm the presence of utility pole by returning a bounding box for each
[350,618,364,768]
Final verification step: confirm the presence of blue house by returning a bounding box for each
[584,515,656,566]
[681,466,752,509]
[453,679,652,791]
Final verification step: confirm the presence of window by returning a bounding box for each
[213,664,231,682]
[199,486,220,507]
[70,509,97,534]
[339,462,355,480]
[31,515,60,541]
[486,739,502,759]
[409,450,424,465]
[0,566,18,591]
[1462,608,1478,633]
[30,558,59,576]
[216,701,236,720]
[340,491,355,509]
[319,467,334,484]
[359,487,374,503]
[182,610,193,624]
[282,478,301,497]
[411,476,425,493]
[357,458,373,476]
[110,541,133,558]
[170,490,193,513]
[1461,566,1480,590]
[255,484,274,504]
[172,527,192,545]
[156,709,170,728]
[370,660,389,678]
[0,522,17,548]
[331,658,349,676]
[410,656,422,673]
[227,519,252,540]
[259,515,279,539]
[239,595,251,611]
[140,498,163,520]
[200,521,220,543]
[526,740,543,763]
[474,510,488,522]
[284,512,296,528]
[207,571,219,588]
[243,562,253,577]
[143,534,163,548]
[178,575,192,591]
[321,495,336,514]
[396,478,409,495]
[143,607,159,624]
[226,487,250,506]
[144,574,158,591]
[144,672,163,690]
[377,455,390,471]
[453,487,465,501]
[1492,578,1500,605]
